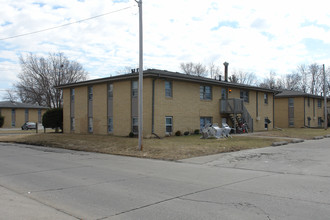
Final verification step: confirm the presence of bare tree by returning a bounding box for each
[180,62,208,77]
[15,52,88,108]
[229,69,257,85]
[259,71,280,89]
[285,72,301,91]
[3,89,18,102]
[208,62,222,79]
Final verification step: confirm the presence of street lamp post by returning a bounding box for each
[135,0,143,150]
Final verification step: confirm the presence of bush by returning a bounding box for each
[194,129,200,135]
[42,108,63,132]
[0,115,4,128]
[129,132,134,138]
[175,130,181,136]
[183,131,189,136]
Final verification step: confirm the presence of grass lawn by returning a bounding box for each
[0,133,286,160]
[1,128,328,160]
[252,128,330,139]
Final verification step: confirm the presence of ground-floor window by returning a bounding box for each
[165,116,173,134]
[132,117,138,134]
[318,117,323,127]
[71,117,75,131]
[25,109,29,122]
[88,117,93,133]
[108,117,113,133]
[200,117,212,130]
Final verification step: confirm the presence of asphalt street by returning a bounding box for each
[0,138,330,220]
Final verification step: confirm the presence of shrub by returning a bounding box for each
[42,108,63,132]
[175,130,181,136]
[0,115,4,128]
[194,129,200,135]
[129,132,134,138]
[183,131,189,136]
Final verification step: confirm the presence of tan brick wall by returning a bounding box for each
[113,80,131,136]
[274,98,288,128]
[0,108,46,128]
[93,84,107,135]
[75,86,88,134]
[153,79,221,136]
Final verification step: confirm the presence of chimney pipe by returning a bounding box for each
[223,62,229,82]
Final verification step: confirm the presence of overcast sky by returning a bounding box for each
[1,0,330,98]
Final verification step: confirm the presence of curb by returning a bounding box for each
[324,135,330,138]
[272,141,288,146]
[291,139,304,143]
[313,136,324,140]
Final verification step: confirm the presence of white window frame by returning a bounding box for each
[165,116,173,134]
[240,90,249,103]
[200,117,212,130]
[132,117,138,134]
[200,85,212,100]
[165,81,172,98]
[132,81,138,97]
[108,117,113,133]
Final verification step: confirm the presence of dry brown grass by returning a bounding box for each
[0,133,286,160]
[252,128,330,139]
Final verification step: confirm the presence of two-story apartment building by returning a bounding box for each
[274,90,329,128]
[57,69,277,137]
[0,101,48,128]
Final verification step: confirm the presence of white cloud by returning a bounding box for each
[0,0,330,93]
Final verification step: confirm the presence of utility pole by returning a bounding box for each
[135,0,143,150]
[323,64,328,130]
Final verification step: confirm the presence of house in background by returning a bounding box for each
[57,69,277,137]
[274,90,329,128]
[0,101,48,128]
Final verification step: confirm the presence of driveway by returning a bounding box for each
[0,138,330,219]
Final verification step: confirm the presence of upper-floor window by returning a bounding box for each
[240,90,249,102]
[307,97,310,107]
[108,84,113,98]
[38,109,42,123]
[221,88,227,100]
[317,99,322,108]
[264,93,268,104]
[25,109,29,122]
[132,81,138,97]
[200,85,212,100]
[165,81,172,98]
[289,98,294,107]
[71,88,75,102]
[88,86,93,101]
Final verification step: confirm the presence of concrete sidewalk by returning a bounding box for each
[0,185,76,220]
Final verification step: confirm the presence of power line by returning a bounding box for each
[0,5,135,41]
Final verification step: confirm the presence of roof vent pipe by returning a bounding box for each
[223,62,229,82]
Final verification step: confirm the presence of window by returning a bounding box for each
[132,81,138,97]
[108,117,113,133]
[318,117,323,127]
[264,93,268,104]
[264,117,271,130]
[71,117,75,131]
[25,109,29,122]
[221,88,227,100]
[71,88,75,102]
[307,97,310,107]
[11,109,15,127]
[240,90,249,102]
[165,116,173,134]
[317,99,322,108]
[288,98,294,107]
[200,117,212,130]
[132,117,138,133]
[88,86,93,101]
[200,85,212,100]
[165,81,172,98]
[38,109,42,123]
[108,84,113,98]
[88,117,93,133]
